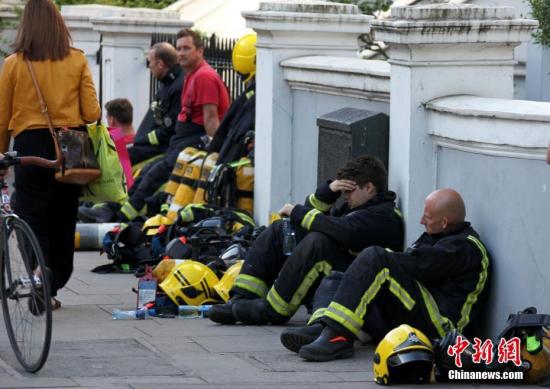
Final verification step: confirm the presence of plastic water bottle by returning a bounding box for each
[112,308,156,320]
[282,218,296,256]
[177,305,212,319]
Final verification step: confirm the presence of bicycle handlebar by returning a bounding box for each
[0,152,61,170]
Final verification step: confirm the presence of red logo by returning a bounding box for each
[447,336,522,367]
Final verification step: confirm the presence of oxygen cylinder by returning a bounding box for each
[193,152,219,204]
[75,223,120,250]
[166,151,207,221]
[165,147,201,196]
[235,158,254,216]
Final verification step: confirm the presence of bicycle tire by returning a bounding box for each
[1,216,52,373]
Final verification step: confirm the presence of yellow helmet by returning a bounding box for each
[159,260,222,306]
[232,33,256,83]
[522,327,550,384]
[373,324,434,385]
[213,260,243,302]
[142,214,174,236]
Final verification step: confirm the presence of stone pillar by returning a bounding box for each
[526,43,550,102]
[61,5,190,124]
[0,0,24,67]
[371,4,537,244]
[242,1,372,224]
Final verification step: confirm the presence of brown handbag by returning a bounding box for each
[25,59,101,185]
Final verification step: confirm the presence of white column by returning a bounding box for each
[90,7,193,126]
[371,4,537,244]
[526,43,550,102]
[242,1,372,225]
[0,0,24,68]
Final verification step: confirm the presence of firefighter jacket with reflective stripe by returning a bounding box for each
[134,66,184,148]
[290,183,404,253]
[394,223,490,335]
[208,80,255,164]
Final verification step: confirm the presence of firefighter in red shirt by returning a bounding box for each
[81,30,230,222]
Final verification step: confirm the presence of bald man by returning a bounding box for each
[282,188,491,362]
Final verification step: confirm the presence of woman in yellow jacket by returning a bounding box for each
[0,0,100,309]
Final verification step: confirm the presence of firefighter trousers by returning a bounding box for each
[316,246,454,341]
[121,129,204,220]
[232,219,353,317]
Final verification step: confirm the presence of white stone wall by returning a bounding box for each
[61,5,191,125]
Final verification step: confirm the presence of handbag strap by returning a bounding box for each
[25,59,62,161]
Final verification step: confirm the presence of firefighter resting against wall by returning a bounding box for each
[208,155,405,325]
[280,188,491,362]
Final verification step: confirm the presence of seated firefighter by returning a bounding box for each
[80,30,229,223]
[129,41,184,166]
[282,188,490,362]
[209,155,404,325]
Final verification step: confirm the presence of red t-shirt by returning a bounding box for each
[177,60,230,126]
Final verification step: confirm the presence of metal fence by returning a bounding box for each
[150,34,245,103]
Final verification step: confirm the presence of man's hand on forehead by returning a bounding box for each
[330,179,357,193]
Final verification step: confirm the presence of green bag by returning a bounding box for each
[80,122,128,203]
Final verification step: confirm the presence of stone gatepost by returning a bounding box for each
[0,0,25,67]
[242,1,372,224]
[371,4,537,244]
[63,6,189,125]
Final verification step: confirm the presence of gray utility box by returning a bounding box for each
[316,108,389,186]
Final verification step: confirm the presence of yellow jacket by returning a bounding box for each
[0,48,100,152]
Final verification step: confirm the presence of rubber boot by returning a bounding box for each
[280,322,324,353]
[298,326,354,361]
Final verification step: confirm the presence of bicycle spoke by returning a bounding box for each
[1,217,51,372]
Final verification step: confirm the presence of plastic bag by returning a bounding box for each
[80,122,128,203]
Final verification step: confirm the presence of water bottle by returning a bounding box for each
[112,308,156,320]
[177,305,212,319]
[282,217,296,256]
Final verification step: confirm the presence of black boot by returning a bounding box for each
[209,300,239,324]
[232,298,290,325]
[280,322,324,353]
[298,326,354,361]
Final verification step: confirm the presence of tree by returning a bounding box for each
[328,0,392,15]
[528,0,550,47]
[54,0,178,9]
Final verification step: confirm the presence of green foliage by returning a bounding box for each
[528,0,550,47]
[328,0,392,15]
[54,0,178,9]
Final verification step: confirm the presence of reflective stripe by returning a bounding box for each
[307,194,332,212]
[416,282,454,338]
[301,209,321,230]
[324,302,363,336]
[355,268,416,319]
[266,261,332,317]
[394,208,403,219]
[266,288,291,316]
[235,211,255,227]
[178,206,195,223]
[284,260,332,315]
[160,203,169,213]
[457,236,490,332]
[147,131,159,145]
[120,202,139,221]
[307,307,328,325]
[245,90,255,99]
[233,274,268,298]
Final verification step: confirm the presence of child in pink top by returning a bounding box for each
[105,98,135,189]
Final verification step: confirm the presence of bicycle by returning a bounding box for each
[0,150,61,373]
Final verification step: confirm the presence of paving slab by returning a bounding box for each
[0,250,526,388]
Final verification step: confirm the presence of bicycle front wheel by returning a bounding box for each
[1,216,52,373]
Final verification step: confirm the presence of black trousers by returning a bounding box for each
[233,220,353,317]
[321,246,447,341]
[13,129,81,296]
[127,126,204,213]
[128,143,167,166]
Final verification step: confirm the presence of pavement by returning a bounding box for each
[0,251,525,388]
